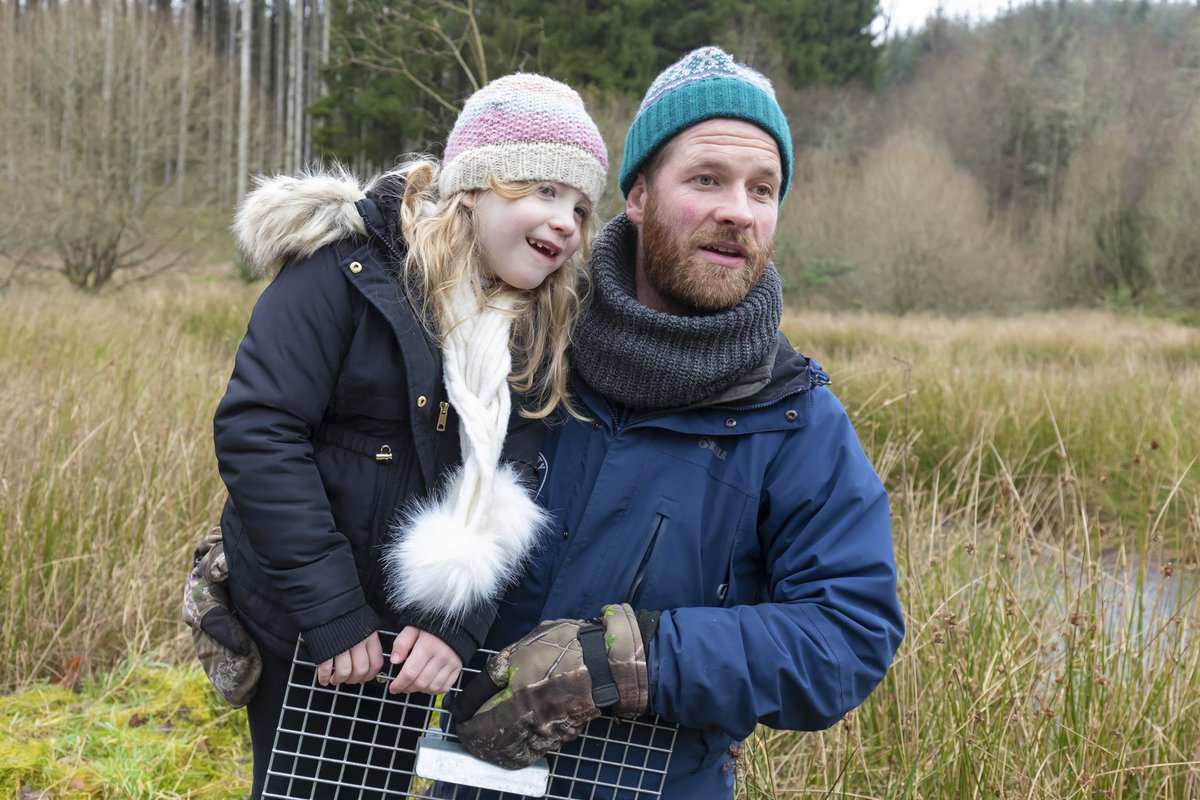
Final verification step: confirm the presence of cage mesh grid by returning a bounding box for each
[263,633,677,799]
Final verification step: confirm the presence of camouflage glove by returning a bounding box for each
[452,604,659,769]
[182,526,262,708]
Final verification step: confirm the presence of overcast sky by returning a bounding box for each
[875,0,1017,35]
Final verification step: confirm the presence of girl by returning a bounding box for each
[213,73,607,797]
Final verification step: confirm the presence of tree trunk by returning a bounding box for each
[205,0,220,197]
[319,0,330,99]
[222,0,237,204]
[59,11,77,200]
[275,0,286,171]
[291,0,304,170]
[257,0,271,171]
[175,0,192,206]
[236,0,252,202]
[100,0,116,179]
[132,0,149,207]
[3,0,16,187]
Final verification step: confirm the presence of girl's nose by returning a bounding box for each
[548,203,577,235]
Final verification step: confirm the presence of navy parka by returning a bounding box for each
[214,198,537,665]
[486,336,905,798]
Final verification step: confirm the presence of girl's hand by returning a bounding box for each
[387,626,463,695]
[316,632,385,686]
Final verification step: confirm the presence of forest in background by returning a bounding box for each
[2,0,1200,318]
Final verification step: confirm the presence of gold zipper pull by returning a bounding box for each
[436,401,449,432]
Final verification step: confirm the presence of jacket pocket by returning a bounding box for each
[625,512,667,605]
[622,453,756,611]
[718,494,763,608]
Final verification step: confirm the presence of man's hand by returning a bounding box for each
[316,632,385,686]
[452,604,656,769]
[387,626,463,695]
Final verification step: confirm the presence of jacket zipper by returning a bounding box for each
[625,513,666,605]
[436,401,449,432]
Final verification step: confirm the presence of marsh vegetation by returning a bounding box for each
[1,282,1196,796]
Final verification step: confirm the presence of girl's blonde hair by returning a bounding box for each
[389,157,592,419]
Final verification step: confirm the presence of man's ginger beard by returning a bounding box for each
[640,186,773,313]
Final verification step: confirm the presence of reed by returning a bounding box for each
[1,282,1197,796]
[732,309,1200,798]
[0,278,258,691]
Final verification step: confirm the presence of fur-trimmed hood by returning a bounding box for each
[233,168,370,278]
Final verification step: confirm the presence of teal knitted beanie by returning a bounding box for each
[619,46,793,199]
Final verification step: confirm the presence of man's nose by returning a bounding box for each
[715,189,754,228]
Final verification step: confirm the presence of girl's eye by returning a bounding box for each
[538,184,556,197]
[574,205,590,221]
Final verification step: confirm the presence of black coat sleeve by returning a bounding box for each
[214,245,384,663]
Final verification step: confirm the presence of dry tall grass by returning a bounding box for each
[2,281,1199,797]
[0,278,259,691]
[735,309,1200,797]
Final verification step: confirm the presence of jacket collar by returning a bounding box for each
[572,334,829,437]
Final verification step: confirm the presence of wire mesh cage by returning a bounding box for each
[264,633,678,799]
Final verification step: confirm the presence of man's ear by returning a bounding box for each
[626,176,647,225]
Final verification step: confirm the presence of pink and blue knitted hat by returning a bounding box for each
[439,74,609,207]
[619,46,793,199]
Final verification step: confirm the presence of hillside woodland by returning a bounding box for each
[2,0,1199,318]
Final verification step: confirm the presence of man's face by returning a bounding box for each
[626,118,781,314]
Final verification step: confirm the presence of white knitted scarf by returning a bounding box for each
[382,282,547,623]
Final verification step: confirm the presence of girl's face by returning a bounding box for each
[469,182,590,291]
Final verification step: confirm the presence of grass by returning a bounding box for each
[732,311,1200,798]
[0,277,260,693]
[1,280,1198,796]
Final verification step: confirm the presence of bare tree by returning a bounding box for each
[101,0,116,178]
[237,0,252,201]
[175,0,192,206]
[4,4,209,290]
[222,0,238,204]
[290,0,304,170]
[275,0,287,171]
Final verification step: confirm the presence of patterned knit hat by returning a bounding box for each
[439,73,609,207]
[619,46,793,199]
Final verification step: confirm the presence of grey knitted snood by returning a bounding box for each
[573,214,783,411]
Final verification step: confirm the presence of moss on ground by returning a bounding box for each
[0,661,250,798]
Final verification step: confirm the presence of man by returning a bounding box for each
[453,46,904,797]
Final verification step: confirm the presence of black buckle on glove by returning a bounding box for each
[577,623,619,708]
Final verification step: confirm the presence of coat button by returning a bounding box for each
[417,396,427,408]
[349,261,363,274]
[785,409,798,421]
[725,418,737,428]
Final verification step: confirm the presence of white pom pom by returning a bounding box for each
[382,464,547,622]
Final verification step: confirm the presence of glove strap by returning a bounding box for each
[577,623,619,708]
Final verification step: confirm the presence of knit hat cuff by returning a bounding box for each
[439,142,608,207]
[619,77,793,198]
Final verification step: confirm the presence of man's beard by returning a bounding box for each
[640,190,773,314]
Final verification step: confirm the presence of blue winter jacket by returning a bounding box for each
[485,335,904,798]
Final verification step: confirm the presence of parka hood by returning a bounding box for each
[232,167,369,278]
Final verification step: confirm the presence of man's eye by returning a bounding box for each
[752,184,775,198]
[694,176,716,186]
